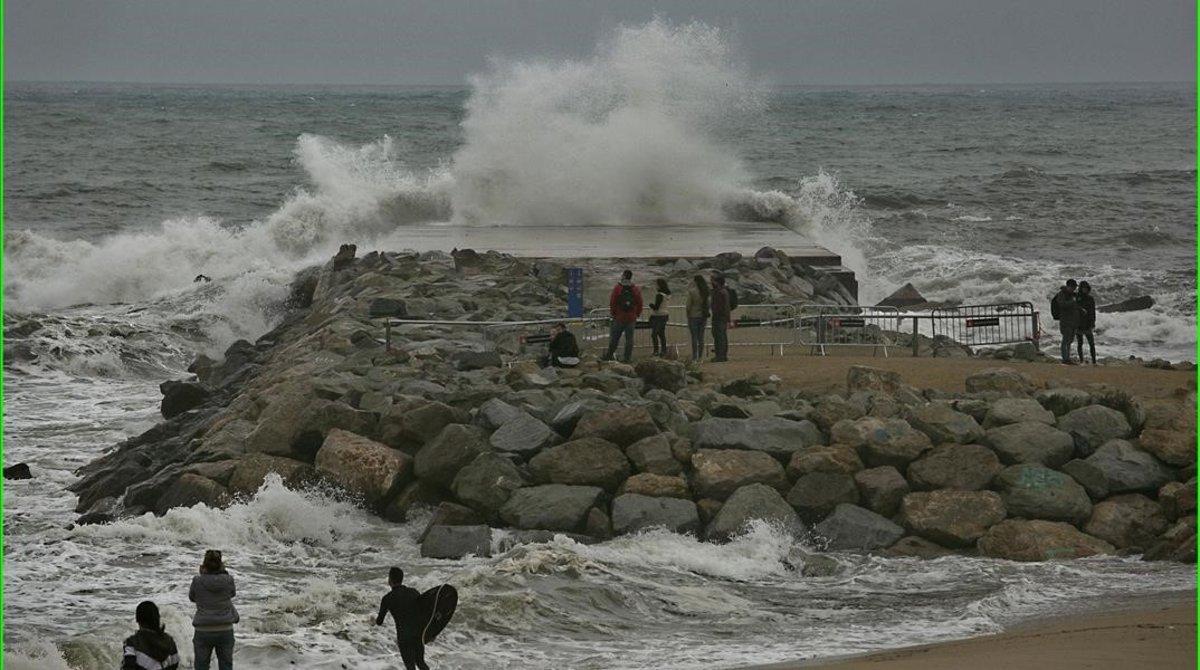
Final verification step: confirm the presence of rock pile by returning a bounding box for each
[69,248,1196,564]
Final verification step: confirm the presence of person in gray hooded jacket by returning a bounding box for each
[189,550,238,670]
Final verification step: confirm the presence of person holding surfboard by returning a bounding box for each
[374,567,458,669]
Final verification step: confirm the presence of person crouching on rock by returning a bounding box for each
[190,550,238,670]
[543,322,580,368]
[376,567,429,670]
[603,269,643,363]
[123,601,180,670]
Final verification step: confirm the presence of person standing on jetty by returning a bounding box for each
[686,275,710,361]
[649,278,672,357]
[1075,280,1097,364]
[122,601,180,670]
[189,550,238,670]
[376,567,430,670]
[603,269,643,363]
[710,274,731,362]
[1050,279,1082,364]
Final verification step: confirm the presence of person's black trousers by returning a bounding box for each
[1076,328,1096,363]
[711,318,729,361]
[398,636,429,670]
[649,315,669,355]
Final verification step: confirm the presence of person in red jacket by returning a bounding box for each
[603,269,643,362]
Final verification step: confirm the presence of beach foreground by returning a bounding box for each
[743,593,1195,670]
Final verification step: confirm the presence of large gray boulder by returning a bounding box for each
[1137,429,1196,467]
[618,473,691,499]
[1035,388,1093,417]
[978,520,1114,561]
[549,399,606,435]
[314,429,411,506]
[906,444,1001,491]
[474,398,527,432]
[810,395,866,433]
[421,525,493,559]
[982,421,1075,468]
[813,503,904,551]
[846,366,904,394]
[227,454,316,497]
[964,368,1034,395]
[691,449,787,500]
[831,417,932,469]
[705,483,803,542]
[378,399,468,451]
[1060,459,1110,500]
[414,424,489,488]
[993,464,1093,524]
[528,437,631,492]
[626,434,684,476]
[1159,478,1197,521]
[1058,405,1131,455]
[499,484,604,533]
[248,394,377,459]
[899,490,1006,547]
[982,398,1055,427]
[692,417,823,461]
[154,474,229,515]
[490,413,560,457]
[160,379,211,419]
[854,466,910,517]
[633,358,688,393]
[1083,494,1169,549]
[786,445,864,478]
[907,404,985,445]
[786,472,860,522]
[611,494,701,535]
[571,406,660,448]
[1084,440,1174,494]
[451,453,529,515]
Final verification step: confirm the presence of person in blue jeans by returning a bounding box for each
[685,275,710,361]
[190,550,238,670]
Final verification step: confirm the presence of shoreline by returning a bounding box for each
[739,590,1196,670]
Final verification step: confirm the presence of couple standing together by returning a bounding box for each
[1050,278,1098,365]
[603,270,733,363]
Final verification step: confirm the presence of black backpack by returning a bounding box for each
[727,287,739,311]
[1050,295,1060,321]
[618,284,636,312]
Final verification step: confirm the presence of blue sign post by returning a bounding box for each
[567,267,584,318]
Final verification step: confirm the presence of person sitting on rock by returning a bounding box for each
[544,322,580,368]
[122,601,180,670]
[602,269,643,363]
[376,567,429,670]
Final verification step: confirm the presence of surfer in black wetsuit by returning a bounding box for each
[375,567,430,670]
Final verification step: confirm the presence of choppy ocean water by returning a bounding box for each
[4,20,1196,669]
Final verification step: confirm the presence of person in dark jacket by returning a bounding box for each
[648,278,671,356]
[603,269,643,363]
[1050,279,1082,364]
[189,550,237,670]
[376,567,429,670]
[544,323,580,367]
[123,601,180,670]
[710,274,731,362]
[1075,280,1097,364]
[685,275,710,361]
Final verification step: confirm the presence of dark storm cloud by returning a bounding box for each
[5,0,1194,85]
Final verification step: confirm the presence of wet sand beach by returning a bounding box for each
[743,593,1195,670]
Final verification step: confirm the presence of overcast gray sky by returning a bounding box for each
[6,0,1195,86]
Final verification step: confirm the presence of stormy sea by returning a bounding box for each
[4,20,1195,669]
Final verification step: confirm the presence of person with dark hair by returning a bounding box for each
[686,275,710,361]
[544,323,580,368]
[376,566,429,670]
[1050,279,1082,364]
[710,274,730,362]
[1075,280,1097,364]
[602,269,643,363]
[122,601,180,670]
[648,278,672,356]
[189,550,238,670]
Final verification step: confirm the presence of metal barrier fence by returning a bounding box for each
[586,304,798,357]
[929,302,1039,348]
[796,305,902,357]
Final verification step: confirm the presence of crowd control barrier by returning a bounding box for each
[796,305,902,357]
[928,302,1040,348]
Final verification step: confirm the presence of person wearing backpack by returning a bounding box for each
[1050,279,1082,364]
[710,274,731,362]
[603,269,643,362]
